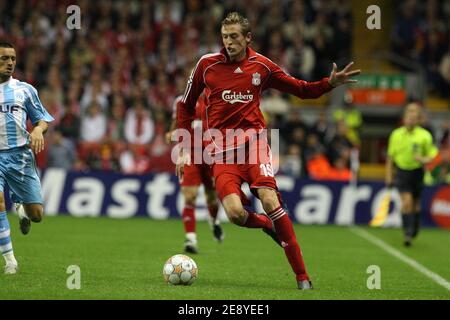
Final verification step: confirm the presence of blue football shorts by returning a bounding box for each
[0,146,43,204]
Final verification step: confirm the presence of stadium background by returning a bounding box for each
[0,0,449,227]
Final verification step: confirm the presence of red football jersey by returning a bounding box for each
[177,46,333,151]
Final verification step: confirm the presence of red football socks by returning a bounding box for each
[267,206,309,281]
[182,205,196,233]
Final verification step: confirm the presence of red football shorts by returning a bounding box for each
[212,138,277,205]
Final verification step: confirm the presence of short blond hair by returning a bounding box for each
[221,12,251,35]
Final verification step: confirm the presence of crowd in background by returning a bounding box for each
[391,0,450,96]
[0,0,448,182]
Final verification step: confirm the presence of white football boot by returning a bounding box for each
[4,262,18,275]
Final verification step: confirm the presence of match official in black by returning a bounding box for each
[385,103,438,247]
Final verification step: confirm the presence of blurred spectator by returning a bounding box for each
[311,111,332,145]
[58,105,80,142]
[285,34,315,81]
[148,73,176,112]
[124,100,155,145]
[47,130,76,170]
[304,133,326,162]
[80,102,107,143]
[330,156,352,181]
[107,96,127,162]
[261,90,289,115]
[281,111,309,145]
[306,153,332,180]
[119,144,151,174]
[79,102,107,166]
[327,120,354,166]
[80,72,110,112]
[332,93,362,146]
[281,144,305,177]
[108,96,126,142]
[306,146,352,181]
[288,127,307,150]
[94,143,121,172]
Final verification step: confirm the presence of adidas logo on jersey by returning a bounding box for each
[234,67,243,73]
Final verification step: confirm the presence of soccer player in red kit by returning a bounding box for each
[167,94,224,254]
[176,12,360,290]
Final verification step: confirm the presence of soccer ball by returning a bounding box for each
[163,254,198,285]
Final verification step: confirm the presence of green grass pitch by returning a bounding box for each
[0,215,449,300]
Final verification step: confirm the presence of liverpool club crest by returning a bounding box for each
[252,72,261,86]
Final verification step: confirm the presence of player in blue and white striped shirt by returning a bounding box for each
[0,42,54,274]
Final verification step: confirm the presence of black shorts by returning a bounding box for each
[394,167,424,198]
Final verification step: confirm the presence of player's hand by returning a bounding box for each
[29,127,45,154]
[176,150,191,181]
[328,62,361,87]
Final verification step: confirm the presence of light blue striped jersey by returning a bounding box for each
[0,77,54,150]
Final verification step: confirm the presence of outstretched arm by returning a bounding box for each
[267,60,361,99]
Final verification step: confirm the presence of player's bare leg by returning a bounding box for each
[257,188,312,290]
[15,203,43,235]
[205,187,224,243]
[221,193,273,228]
[181,186,199,253]
[400,192,415,247]
[221,193,279,243]
[221,194,247,225]
[23,203,43,222]
[0,193,18,274]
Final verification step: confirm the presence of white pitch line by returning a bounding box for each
[350,226,450,291]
